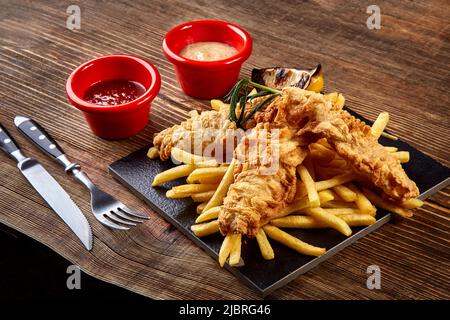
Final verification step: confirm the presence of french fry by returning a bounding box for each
[363,188,413,218]
[171,183,217,195]
[303,156,316,181]
[285,190,334,215]
[196,202,207,214]
[322,200,358,208]
[393,151,410,163]
[147,147,160,159]
[152,164,196,187]
[296,172,355,198]
[219,234,239,267]
[229,234,242,266]
[171,147,217,166]
[309,144,335,162]
[191,190,216,203]
[304,207,352,236]
[211,99,228,111]
[321,207,362,215]
[384,146,398,153]
[381,132,398,140]
[203,158,236,213]
[327,159,348,169]
[337,214,376,226]
[332,185,357,202]
[191,220,220,237]
[255,229,274,260]
[195,206,221,223]
[348,184,377,216]
[263,225,326,256]
[271,213,375,228]
[324,92,345,109]
[298,165,320,207]
[371,112,389,139]
[400,198,424,209]
[186,167,228,184]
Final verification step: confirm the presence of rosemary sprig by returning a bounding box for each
[224,79,281,128]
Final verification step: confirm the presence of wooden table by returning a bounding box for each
[0,0,449,299]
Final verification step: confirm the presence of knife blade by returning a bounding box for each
[0,123,93,250]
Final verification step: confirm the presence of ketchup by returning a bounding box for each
[83,79,146,106]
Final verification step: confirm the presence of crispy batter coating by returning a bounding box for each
[257,88,419,201]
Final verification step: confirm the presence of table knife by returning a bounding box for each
[0,123,93,251]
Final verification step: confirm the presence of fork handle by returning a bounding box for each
[14,116,64,159]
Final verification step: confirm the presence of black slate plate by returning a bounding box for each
[109,111,450,297]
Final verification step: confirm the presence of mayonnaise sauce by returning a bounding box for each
[179,42,238,61]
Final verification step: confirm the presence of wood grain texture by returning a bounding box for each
[0,0,449,299]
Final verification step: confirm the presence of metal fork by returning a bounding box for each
[15,116,148,230]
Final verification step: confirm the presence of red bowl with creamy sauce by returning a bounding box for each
[66,54,161,139]
[163,20,252,99]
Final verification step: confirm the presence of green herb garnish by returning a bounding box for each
[224,79,281,128]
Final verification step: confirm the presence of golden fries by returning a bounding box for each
[196,202,207,214]
[348,184,376,216]
[304,207,352,236]
[196,206,221,223]
[255,229,274,260]
[219,234,239,267]
[263,225,326,256]
[298,165,320,207]
[371,112,389,139]
[229,234,242,266]
[203,158,236,213]
[167,183,218,199]
[381,132,398,140]
[384,146,398,153]
[284,190,334,215]
[191,220,220,237]
[297,172,355,198]
[321,208,362,215]
[322,200,358,208]
[152,164,196,187]
[363,188,413,218]
[147,147,160,159]
[186,167,228,184]
[400,198,424,209]
[191,190,215,203]
[171,147,217,166]
[271,213,375,228]
[332,185,357,202]
[211,99,227,111]
[393,151,410,163]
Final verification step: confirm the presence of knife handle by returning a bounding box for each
[14,116,64,160]
[0,123,21,159]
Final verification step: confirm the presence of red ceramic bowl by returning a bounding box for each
[163,20,252,99]
[66,54,161,139]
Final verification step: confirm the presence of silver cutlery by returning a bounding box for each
[14,116,149,230]
[0,123,93,250]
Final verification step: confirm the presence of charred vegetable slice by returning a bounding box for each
[251,64,323,92]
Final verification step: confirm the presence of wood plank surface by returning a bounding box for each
[0,0,449,299]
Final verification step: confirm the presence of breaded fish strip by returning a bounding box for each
[219,125,307,237]
[256,88,419,201]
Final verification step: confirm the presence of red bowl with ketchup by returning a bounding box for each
[66,54,161,139]
[163,20,252,99]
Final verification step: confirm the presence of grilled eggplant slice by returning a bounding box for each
[251,64,323,92]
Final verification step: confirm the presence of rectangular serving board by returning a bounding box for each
[109,109,450,297]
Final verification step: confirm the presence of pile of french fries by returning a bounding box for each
[148,94,423,268]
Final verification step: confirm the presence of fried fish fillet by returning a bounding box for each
[153,108,234,161]
[219,124,307,237]
[256,88,419,201]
